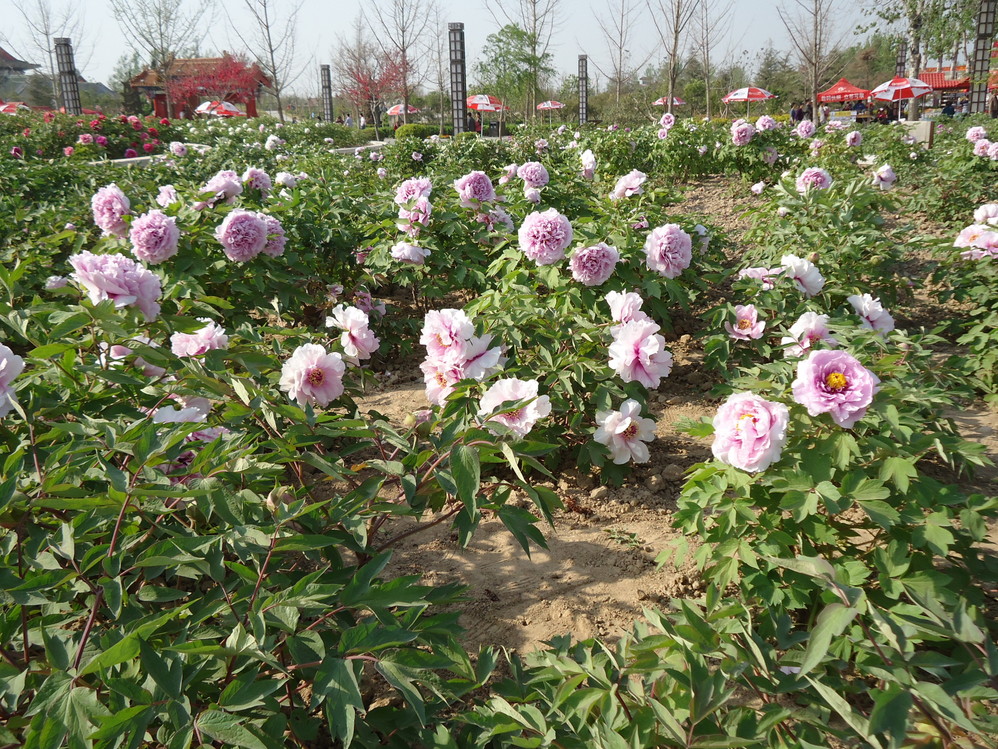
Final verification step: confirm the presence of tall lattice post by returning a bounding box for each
[969,0,996,114]
[895,39,908,77]
[578,55,589,125]
[54,38,81,115]
[449,23,468,134]
[320,64,334,122]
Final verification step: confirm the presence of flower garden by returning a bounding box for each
[0,109,996,747]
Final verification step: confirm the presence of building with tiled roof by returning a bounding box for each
[0,46,39,77]
[130,54,270,118]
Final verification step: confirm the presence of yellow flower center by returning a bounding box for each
[306,367,325,386]
[825,372,848,390]
[737,318,751,330]
[622,422,638,439]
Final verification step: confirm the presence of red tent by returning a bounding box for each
[817,78,871,103]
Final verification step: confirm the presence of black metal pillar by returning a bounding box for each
[320,64,334,122]
[449,23,468,134]
[969,0,996,114]
[895,39,908,77]
[54,37,81,115]
[578,55,589,125]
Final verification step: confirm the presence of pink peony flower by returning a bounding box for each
[972,203,998,226]
[791,349,880,428]
[594,399,656,464]
[751,181,765,195]
[242,167,272,195]
[326,304,380,360]
[421,309,475,360]
[781,254,825,296]
[143,143,155,154]
[201,170,243,205]
[569,243,620,285]
[499,163,518,185]
[390,242,430,264]
[972,138,991,157]
[265,134,284,150]
[170,141,188,157]
[454,171,497,207]
[156,184,179,207]
[966,126,987,143]
[129,210,180,264]
[711,392,789,472]
[643,223,692,279]
[659,112,676,129]
[78,133,94,145]
[215,210,268,262]
[91,184,131,237]
[605,291,650,325]
[411,151,423,162]
[738,266,781,290]
[534,138,548,153]
[987,142,998,160]
[280,343,345,408]
[261,215,286,257]
[518,208,573,265]
[517,161,549,188]
[608,319,673,388]
[275,171,297,189]
[478,378,552,437]
[45,276,68,289]
[353,290,386,316]
[794,119,815,138]
[730,118,755,145]
[609,169,647,200]
[477,206,515,232]
[725,304,765,340]
[170,319,229,357]
[872,164,896,191]
[10,147,23,159]
[395,177,432,205]
[756,115,776,131]
[523,186,541,203]
[63,146,75,157]
[953,224,996,249]
[845,130,862,147]
[0,343,25,418]
[763,147,779,165]
[795,167,832,193]
[377,167,387,179]
[847,293,894,334]
[69,251,161,320]
[781,311,838,358]
[100,336,165,377]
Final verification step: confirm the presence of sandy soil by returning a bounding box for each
[359,176,998,655]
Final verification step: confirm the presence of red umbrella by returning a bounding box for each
[722,86,775,116]
[653,96,686,106]
[870,76,931,101]
[0,102,29,115]
[195,100,243,117]
[386,104,420,116]
[722,86,775,103]
[467,93,507,111]
[536,100,565,110]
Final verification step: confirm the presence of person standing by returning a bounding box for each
[804,100,813,121]
[344,114,353,128]
[989,91,998,119]
[359,114,366,129]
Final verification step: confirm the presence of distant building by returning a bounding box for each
[130,54,270,118]
[0,46,39,79]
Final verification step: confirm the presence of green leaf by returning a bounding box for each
[79,634,141,676]
[799,603,858,675]
[497,505,548,556]
[219,677,284,711]
[450,444,481,510]
[879,456,917,494]
[315,657,363,745]
[868,685,913,746]
[376,658,426,725]
[195,710,269,749]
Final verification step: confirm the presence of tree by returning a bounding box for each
[334,18,404,134]
[473,24,554,120]
[365,0,438,124]
[778,0,847,108]
[13,0,89,108]
[165,53,264,111]
[647,0,698,113]
[108,0,215,116]
[755,43,804,103]
[224,0,303,123]
[110,51,148,115]
[694,0,734,117]
[485,0,563,115]
[591,0,653,108]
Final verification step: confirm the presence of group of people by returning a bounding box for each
[333,114,366,128]
[789,100,834,124]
